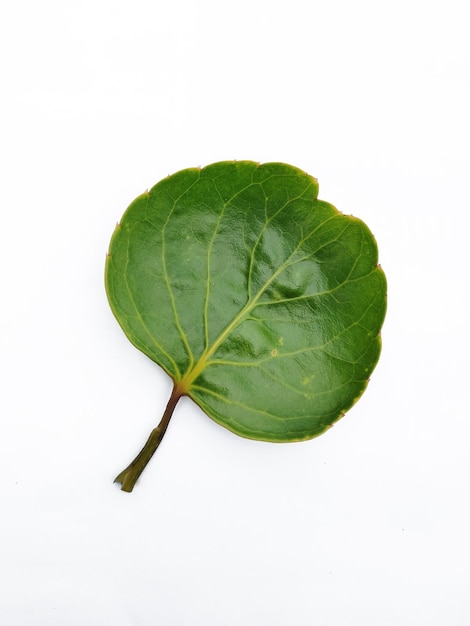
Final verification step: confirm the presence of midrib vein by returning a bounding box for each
[181,242,306,389]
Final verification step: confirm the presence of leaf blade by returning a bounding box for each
[106,161,386,450]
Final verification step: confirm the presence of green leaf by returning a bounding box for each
[105,161,386,491]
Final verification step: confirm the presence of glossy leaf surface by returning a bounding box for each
[105,161,386,489]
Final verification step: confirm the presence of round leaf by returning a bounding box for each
[106,161,386,443]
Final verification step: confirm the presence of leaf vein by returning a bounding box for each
[122,235,180,377]
[161,177,201,370]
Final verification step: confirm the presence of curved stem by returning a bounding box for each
[114,384,183,492]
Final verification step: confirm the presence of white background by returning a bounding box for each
[1,0,469,624]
